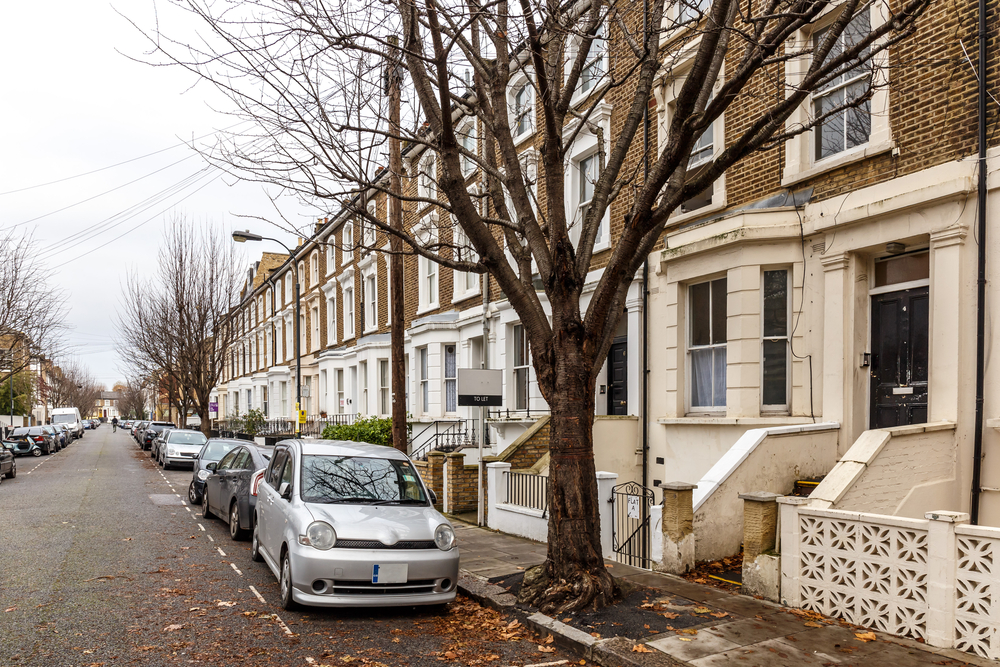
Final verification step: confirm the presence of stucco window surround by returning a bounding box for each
[507,68,535,144]
[324,233,336,275]
[451,214,480,301]
[565,20,609,107]
[564,102,613,253]
[457,118,477,178]
[781,2,893,186]
[359,255,378,334]
[655,62,727,224]
[363,202,377,251]
[309,251,319,287]
[336,266,356,341]
[415,214,440,315]
[321,280,338,347]
[417,152,437,203]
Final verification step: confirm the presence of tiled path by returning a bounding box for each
[454,522,993,667]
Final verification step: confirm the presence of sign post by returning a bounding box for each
[458,369,503,526]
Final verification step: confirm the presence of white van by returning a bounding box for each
[51,408,84,439]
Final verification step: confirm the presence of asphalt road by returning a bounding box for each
[0,427,583,666]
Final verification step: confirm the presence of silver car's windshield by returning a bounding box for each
[300,455,427,505]
[168,431,207,445]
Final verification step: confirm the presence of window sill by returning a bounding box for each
[415,303,440,317]
[781,140,894,187]
[667,197,728,227]
[452,289,481,303]
[658,416,818,426]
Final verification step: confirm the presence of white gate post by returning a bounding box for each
[777,496,810,608]
[486,462,510,530]
[924,510,968,649]
[596,472,618,560]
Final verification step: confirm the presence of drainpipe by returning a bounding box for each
[641,0,651,493]
[971,0,988,525]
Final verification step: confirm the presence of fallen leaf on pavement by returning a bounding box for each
[693,607,712,614]
[443,650,457,659]
[216,601,237,607]
[855,631,877,642]
[163,624,183,632]
[661,612,680,619]
[538,646,556,653]
[590,632,601,638]
[678,628,697,635]
[710,612,729,618]
[4,607,16,612]
[544,635,554,644]
[804,621,824,628]
[632,645,653,653]
[678,638,693,642]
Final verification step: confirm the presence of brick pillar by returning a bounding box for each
[446,452,465,514]
[426,452,445,510]
[740,492,781,601]
[740,492,781,561]
[657,482,695,574]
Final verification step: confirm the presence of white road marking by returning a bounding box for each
[230,563,243,576]
[184,507,192,513]
[249,586,266,604]
[217,547,226,557]
[207,535,214,542]
[198,523,206,531]
[272,613,294,636]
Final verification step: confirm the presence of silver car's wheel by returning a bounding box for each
[279,552,298,610]
[229,502,247,541]
[250,522,264,563]
[188,481,200,505]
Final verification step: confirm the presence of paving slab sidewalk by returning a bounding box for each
[453,522,994,667]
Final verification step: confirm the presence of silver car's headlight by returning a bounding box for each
[166,446,178,457]
[300,521,337,550]
[434,524,456,551]
[197,469,211,480]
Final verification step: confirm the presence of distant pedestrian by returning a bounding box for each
[111,416,119,433]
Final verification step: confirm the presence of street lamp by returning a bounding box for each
[233,230,302,438]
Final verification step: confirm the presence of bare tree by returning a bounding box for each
[49,360,103,418]
[117,218,242,435]
[118,374,150,419]
[139,0,931,610]
[0,231,67,383]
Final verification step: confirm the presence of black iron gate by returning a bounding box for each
[610,481,654,569]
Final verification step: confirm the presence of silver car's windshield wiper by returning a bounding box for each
[383,498,428,505]
[325,497,392,505]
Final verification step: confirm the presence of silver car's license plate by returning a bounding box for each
[372,564,407,584]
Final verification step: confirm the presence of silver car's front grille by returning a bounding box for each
[330,579,436,595]
[334,539,437,550]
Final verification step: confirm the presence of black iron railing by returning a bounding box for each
[409,418,478,460]
[505,471,548,515]
[487,407,551,420]
[214,414,358,439]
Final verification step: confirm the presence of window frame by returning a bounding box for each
[687,277,728,413]
[761,269,792,414]
[444,344,457,413]
[512,324,530,411]
[379,359,390,416]
[418,347,430,414]
[508,71,535,143]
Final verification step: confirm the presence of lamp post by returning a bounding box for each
[233,230,302,438]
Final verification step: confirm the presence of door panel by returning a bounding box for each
[607,340,628,415]
[870,287,929,429]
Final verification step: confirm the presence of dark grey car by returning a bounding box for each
[188,438,243,505]
[0,442,16,482]
[202,445,272,541]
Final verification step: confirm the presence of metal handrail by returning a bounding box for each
[487,407,551,420]
[409,418,478,460]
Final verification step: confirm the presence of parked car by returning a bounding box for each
[7,427,58,455]
[52,424,72,449]
[143,422,175,451]
[188,438,243,505]
[252,439,458,610]
[51,407,84,438]
[132,421,150,445]
[89,419,100,429]
[0,442,16,481]
[156,429,208,470]
[58,424,75,446]
[6,437,43,457]
[202,444,272,541]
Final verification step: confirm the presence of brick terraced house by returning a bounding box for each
[211,0,1000,566]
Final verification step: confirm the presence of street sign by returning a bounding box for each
[457,369,503,406]
[298,409,307,424]
[209,401,218,415]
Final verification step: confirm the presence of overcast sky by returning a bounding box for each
[0,1,312,388]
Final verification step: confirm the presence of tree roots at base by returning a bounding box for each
[517,562,620,614]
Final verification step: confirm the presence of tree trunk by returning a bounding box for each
[517,333,617,613]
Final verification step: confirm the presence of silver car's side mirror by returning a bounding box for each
[278,482,292,500]
[428,489,438,505]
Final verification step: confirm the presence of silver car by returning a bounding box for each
[252,439,459,609]
[158,429,209,469]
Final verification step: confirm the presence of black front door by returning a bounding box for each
[870,286,929,429]
[607,339,628,415]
